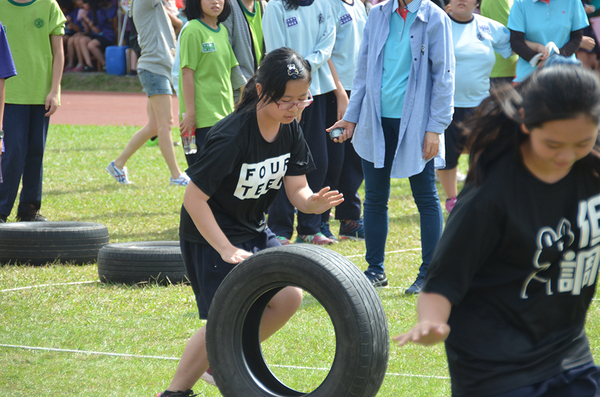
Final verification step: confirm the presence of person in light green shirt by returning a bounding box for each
[0,0,65,223]
[480,0,518,85]
[178,0,243,165]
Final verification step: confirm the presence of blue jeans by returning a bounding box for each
[362,117,443,276]
[0,104,49,217]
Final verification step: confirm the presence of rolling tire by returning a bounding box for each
[206,244,389,397]
[97,241,187,284]
[0,221,109,266]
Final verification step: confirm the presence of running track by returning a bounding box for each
[51,91,179,126]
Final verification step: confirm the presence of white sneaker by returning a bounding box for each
[170,173,190,186]
[200,369,216,386]
[106,161,132,185]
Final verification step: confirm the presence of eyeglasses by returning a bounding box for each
[275,91,313,110]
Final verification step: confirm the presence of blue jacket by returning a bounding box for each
[344,0,454,178]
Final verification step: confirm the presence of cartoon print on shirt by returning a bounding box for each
[233,153,290,200]
[521,219,574,298]
[521,194,600,299]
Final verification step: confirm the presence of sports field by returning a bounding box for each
[1,123,599,396]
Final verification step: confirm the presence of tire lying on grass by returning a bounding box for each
[0,221,109,266]
[97,241,187,285]
[206,244,389,397]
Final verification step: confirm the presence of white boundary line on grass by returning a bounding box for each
[0,280,99,293]
[0,343,450,380]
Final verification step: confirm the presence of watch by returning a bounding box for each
[0,130,3,140]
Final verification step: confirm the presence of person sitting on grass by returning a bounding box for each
[395,63,600,397]
[156,47,343,397]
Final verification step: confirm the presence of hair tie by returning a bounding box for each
[287,64,299,80]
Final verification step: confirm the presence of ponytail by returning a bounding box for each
[465,64,600,185]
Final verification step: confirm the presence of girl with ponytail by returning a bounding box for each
[396,63,600,397]
[157,47,343,397]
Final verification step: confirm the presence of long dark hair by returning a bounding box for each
[464,64,600,185]
[236,47,312,113]
[184,0,232,23]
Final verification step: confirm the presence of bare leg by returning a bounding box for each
[147,94,183,179]
[78,35,94,68]
[114,99,158,169]
[87,39,105,68]
[437,167,458,199]
[166,286,303,391]
[73,34,85,67]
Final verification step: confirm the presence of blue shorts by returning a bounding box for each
[476,362,600,397]
[138,69,173,97]
[180,228,281,319]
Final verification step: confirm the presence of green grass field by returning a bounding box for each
[1,123,599,396]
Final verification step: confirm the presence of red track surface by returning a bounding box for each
[51,91,180,127]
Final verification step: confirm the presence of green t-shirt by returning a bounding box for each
[240,0,264,67]
[480,0,518,79]
[178,19,238,129]
[2,0,65,105]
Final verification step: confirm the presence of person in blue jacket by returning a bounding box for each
[330,0,454,293]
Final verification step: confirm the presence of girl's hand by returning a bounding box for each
[179,112,196,136]
[45,91,59,116]
[306,187,344,214]
[326,120,356,143]
[221,247,253,264]
[393,321,450,347]
[585,4,595,14]
[422,131,440,161]
[581,36,596,51]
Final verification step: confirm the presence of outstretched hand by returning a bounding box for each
[306,187,344,214]
[393,321,450,347]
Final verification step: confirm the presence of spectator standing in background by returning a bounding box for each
[0,20,17,187]
[0,0,65,222]
[437,0,512,214]
[177,0,244,166]
[222,0,267,102]
[480,0,518,85]
[106,0,189,186]
[576,0,600,70]
[507,0,588,82]
[263,0,339,246]
[321,0,368,242]
[328,0,454,291]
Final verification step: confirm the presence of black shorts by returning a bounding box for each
[442,107,476,170]
[180,227,281,319]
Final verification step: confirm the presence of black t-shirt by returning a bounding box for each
[179,110,315,245]
[424,149,600,396]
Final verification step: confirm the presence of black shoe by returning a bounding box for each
[82,65,95,73]
[364,270,388,287]
[0,214,6,223]
[157,390,198,397]
[404,275,425,295]
[16,211,48,222]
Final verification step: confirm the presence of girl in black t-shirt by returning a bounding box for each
[157,48,343,397]
[395,64,600,396]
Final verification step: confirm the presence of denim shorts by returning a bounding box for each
[137,69,172,97]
